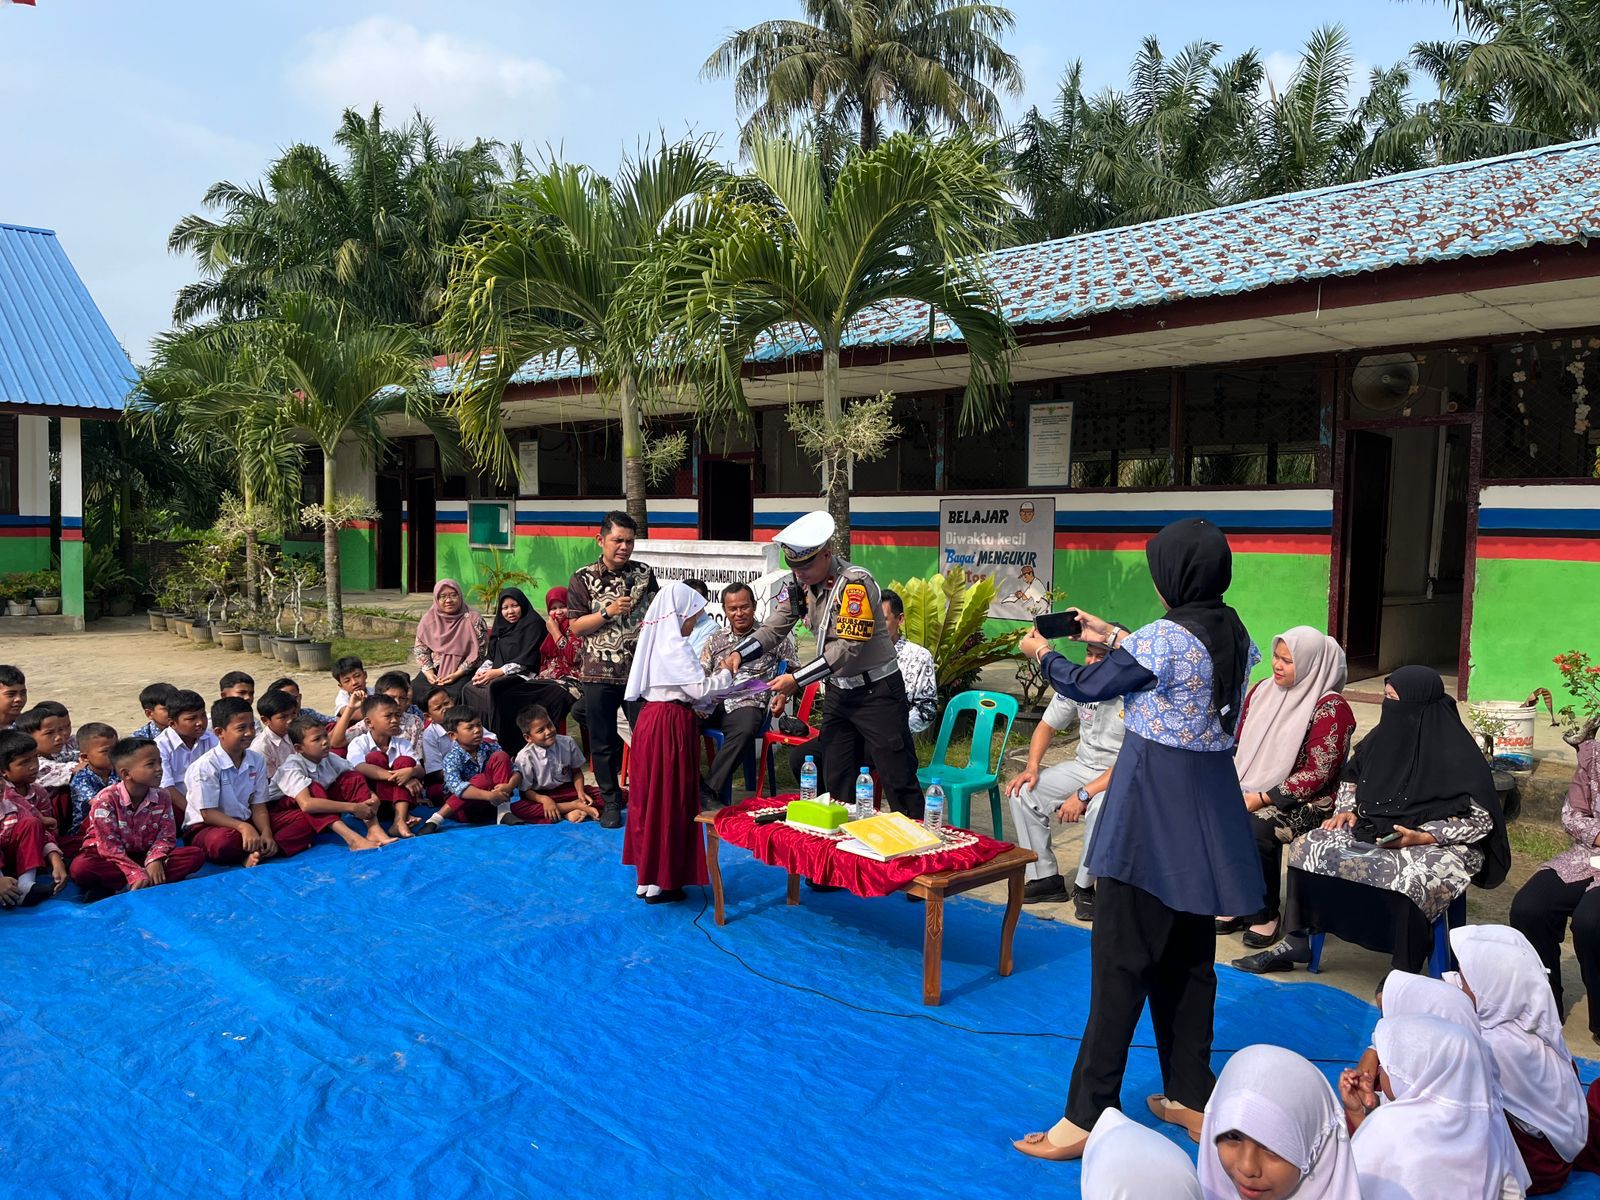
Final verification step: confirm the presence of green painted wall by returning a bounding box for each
[282,529,376,593]
[61,540,83,619]
[1468,557,1600,702]
[436,533,595,607]
[0,538,50,573]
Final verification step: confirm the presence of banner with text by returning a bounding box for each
[939,498,1056,621]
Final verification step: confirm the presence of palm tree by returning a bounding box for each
[702,0,1024,150]
[439,140,727,534]
[663,133,1014,550]
[168,105,506,340]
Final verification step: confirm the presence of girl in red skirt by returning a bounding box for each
[623,581,736,904]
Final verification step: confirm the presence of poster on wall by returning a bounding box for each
[939,497,1056,621]
[516,440,539,497]
[1027,401,1074,488]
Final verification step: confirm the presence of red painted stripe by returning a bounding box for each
[1477,535,1600,563]
[437,523,468,535]
[60,529,83,542]
[0,529,48,538]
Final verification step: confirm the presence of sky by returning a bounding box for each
[0,0,1462,364]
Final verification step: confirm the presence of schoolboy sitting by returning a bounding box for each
[331,656,367,720]
[374,670,425,743]
[218,671,255,704]
[69,737,206,898]
[274,714,391,850]
[511,705,598,823]
[0,728,60,906]
[131,682,175,741]
[415,705,522,833]
[23,702,80,792]
[66,722,118,856]
[184,696,314,867]
[249,689,298,797]
[346,694,422,839]
[266,678,332,725]
[0,664,26,730]
[157,690,218,803]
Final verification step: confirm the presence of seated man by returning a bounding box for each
[702,581,793,809]
[1004,638,1126,919]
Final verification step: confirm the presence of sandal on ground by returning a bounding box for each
[1241,920,1282,950]
[1146,1094,1204,1143]
[1011,1128,1087,1161]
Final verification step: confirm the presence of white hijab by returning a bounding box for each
[1235,627,1349,792]
[624,581,709,702]
[1198,1044,1362,1200]
[1450,924,1588,1162]
[1381,970,1531,1192]
[1356,1014,1522,1200]
[1081,1107,1202,1200]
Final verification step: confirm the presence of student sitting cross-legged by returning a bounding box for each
[273,714,392,851]
[66,722,119,858]
[69,737,206,899]
[510,704,598,823]
[415,705,522,833]
[249,688,297,789]
[157,689,218,829]
[184,697,315,867]
[345,694,422,839]
[0,728,64,907]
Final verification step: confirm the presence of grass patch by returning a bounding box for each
[1508,821,1569,863]
[329,635,411,671]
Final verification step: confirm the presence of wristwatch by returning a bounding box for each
[1076,786,1091,804]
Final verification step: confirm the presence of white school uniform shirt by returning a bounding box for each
[512,735,585,791]
[158,727,221,791]
[346,732,415,766]
[182,745,268,827]
[274,751,356,801]
[249,727,295,800]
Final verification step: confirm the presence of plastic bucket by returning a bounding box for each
[1479,701,1537,773]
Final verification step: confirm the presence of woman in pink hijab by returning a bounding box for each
[409,579,489,706]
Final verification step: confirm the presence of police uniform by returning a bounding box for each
[735,513,924,819]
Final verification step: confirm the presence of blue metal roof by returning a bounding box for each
[0,222,133,412]
[432,136,1600,393]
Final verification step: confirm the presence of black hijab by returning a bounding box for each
[1343,665,1510,887]
[487,587,547,672]
[1146,518,1252,736]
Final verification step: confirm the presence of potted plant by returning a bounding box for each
[31,568,61,615]
[1553,651,1600,747]
[278,554,321,663]
[0,574,29,618]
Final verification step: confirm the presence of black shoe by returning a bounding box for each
[1023,876,1068,903]
[1214,915,1255,935]
[599,804,622,829]
[1072,885,1095,922]
[699,782,724,813]
[645,887,687,905]
[1241,921,1282,951]
[19,881,55,907]
[1232,941,1308,975]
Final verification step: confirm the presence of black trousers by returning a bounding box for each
[706,705,765,794]
[1066,877,1218,1128]
[1289,868,1434,973]
[583,681,640,809]
[818,672,924,818]
[1249,812,1284,921]
[1511,868,1600,1034]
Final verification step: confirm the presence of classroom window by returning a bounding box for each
[946,391,1028,490]
[1060,374,1173,488]
[853,393,941,491]
[758,406,823,493]
[1182,363,1321,485]
[1485,337,1600,480]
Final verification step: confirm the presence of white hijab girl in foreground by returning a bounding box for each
[1080,1107,1202,1198]
[622,582,736,903]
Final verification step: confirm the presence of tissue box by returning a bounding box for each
[785,798,852,831]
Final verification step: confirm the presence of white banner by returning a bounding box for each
[939,497,1056,621]
[635,538,786,622]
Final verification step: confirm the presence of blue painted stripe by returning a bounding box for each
[1478,507,1600,532]
[1056,509,1332,531]
[0,515,49,528]
[60,515,82,529]
[756,510,940,530]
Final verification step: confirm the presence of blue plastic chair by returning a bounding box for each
[1307,892,1467,979]
[916,690,1018,832]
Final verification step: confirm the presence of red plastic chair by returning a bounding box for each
[754,682,820,798]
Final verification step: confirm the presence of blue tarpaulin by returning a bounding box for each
[3,826,1596,1198]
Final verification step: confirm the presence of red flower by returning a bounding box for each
[1589,666,1600,675]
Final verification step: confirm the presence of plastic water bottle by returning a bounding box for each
[924,778,946,834]
[854,767,875,821]
[800,755,818,804]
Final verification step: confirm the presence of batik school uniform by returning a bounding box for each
[510,735,587,823]
[0,785,51,881]
[69,781,206,894]
[438,741,516,824]
[249,726,295,801]
[64,764,116,858]
[272,751,371,833]
[420,723,496,803]
[158,727,220,793]
[345,730,420,812]
[184,745,314,864]
[131,719,161,741]
[396,704,426,745]
[37,745,80,791]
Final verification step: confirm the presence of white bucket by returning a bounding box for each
[1477,702,1538,773]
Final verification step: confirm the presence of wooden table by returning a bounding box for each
[696,813,1037,1006]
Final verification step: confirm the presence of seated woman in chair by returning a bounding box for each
[1234,665,1509,976]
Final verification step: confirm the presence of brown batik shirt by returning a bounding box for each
[567,559,659,685]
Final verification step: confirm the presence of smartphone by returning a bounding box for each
[1035,610,1083,640]
[1375,831,1402,847]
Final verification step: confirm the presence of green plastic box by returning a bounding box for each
[785,799,851,831]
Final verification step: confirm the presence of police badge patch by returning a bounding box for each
[833,582,874,641]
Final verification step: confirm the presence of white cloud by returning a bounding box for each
[293,17,565,135]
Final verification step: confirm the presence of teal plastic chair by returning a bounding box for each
[916,690,1018,833]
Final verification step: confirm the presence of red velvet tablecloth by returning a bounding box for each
[710,796,1013,897]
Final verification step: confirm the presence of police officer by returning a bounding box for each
[721,511,924,819]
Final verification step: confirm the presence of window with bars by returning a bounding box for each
[1485,337,1600,480]
[1061,374,1173,488]
[1181,363,1322,485]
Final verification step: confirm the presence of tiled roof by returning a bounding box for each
[0,223,133,412]
[434,137,1600,392]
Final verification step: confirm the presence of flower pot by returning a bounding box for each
[294,640,333,671]
[108,596,135,618]
[170,616,190,637]
[189,622,214,645]
[274,636,308,662]
[259,635,280,662]
[5,600,30,617]
[33,594,60,615]
[218,629,245,652]
[84,598,102,622]
[149,612,168,632]
[240,630,262,654]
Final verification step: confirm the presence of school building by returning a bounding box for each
[338,139,1600,702]
[0,222,132,623]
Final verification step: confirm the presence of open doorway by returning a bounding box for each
[375,475,403,591]
[407,475,436,594]
[698,457,754,541]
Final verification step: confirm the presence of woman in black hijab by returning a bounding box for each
[1234,664,1509,976]
[1013,518,1264,1161]
[462,587,574,756]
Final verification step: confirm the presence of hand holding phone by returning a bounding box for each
[1375,831,1402,847]
[1035,610,1084,640]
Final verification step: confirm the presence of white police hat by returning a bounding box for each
[772,511,835,565]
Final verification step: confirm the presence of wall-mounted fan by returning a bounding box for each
[1349,352,1420,414]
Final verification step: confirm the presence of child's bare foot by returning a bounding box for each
[244,851,264,868]
[367,825,396,846]
[391,821,414,839]
[565,809,585,823]
[582,804,601,820]
[347,835,382,851]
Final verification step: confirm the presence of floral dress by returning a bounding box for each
[1288,780,1492,920]
[1237,685,1357,842]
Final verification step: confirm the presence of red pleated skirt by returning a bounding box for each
[621,700,708,891]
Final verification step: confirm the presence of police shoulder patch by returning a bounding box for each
[834,582,874,641]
